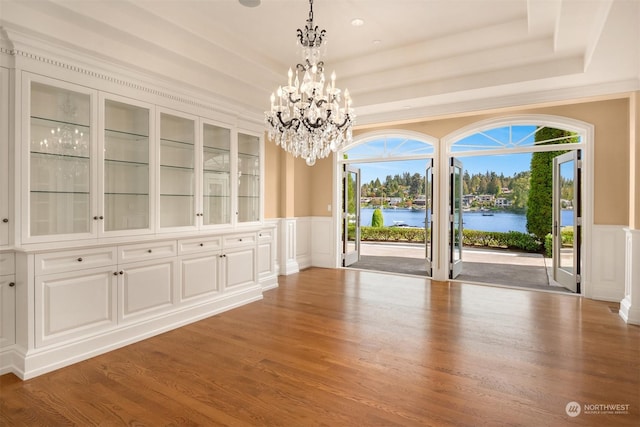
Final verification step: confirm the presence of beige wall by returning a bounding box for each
[263,135,281,219]
[635,93,640,228]
[266,95,635,225]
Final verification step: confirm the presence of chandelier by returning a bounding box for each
[265,0,354,166]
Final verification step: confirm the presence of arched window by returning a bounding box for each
[342,131,435,162]
[448,116,585,156]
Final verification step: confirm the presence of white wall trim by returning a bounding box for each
[310,217,334,268]
[620,228,640,324]
[279,218,299,275]
[296,217,312,270]
[589,225,626,301]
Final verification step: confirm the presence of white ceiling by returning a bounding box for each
[1,0,639,125]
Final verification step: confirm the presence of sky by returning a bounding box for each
[359,153,532,184]
[351,125,544,184]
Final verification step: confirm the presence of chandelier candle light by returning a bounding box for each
[265,0,354,166]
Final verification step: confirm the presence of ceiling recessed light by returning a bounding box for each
[239,0,260,7]
[351,18,364,27]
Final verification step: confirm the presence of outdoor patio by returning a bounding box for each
[351,242,572,293]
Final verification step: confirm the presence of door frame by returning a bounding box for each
[440,115,593,294]
[553,150,582,292]
[333,130,438,272]
[342,164,361,266]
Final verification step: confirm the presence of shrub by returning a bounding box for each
[545,233,553,258]
[371,209,384,228]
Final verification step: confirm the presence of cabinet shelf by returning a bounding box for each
[31,151,90,161]
[105,128,149,140]
[105,192,149,196]
[105,158,149,167]
[31,190,90,195]
[31,115,90,129]
[161,138,194,147]
[161,164,193,171]
[160,193,194,197]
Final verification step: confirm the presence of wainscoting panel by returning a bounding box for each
[589,225,626,301]
[296,218,312,270]
[310,217,334,268]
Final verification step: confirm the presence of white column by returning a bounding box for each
[279,218,299,275]
[620,228,640,324]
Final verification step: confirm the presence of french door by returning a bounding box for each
[342,165,361,266]
[425,159,434,276]
[553,150,581,293]
[450,158,463,279]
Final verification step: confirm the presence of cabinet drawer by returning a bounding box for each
[223,233,256,249]
[35,247,117,276]
[0,252,15,276]
[118,241,177,264]
[258,229,274,241]
[178,236,223,255]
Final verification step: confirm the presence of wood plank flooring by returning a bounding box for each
[1,267,639,426]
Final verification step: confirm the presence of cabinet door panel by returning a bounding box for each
[224,248,256,291]
[120,260,175,321]
[180,254,220,301]
[258,242,273,278]
[0,277,16,347]
[0,252,15,276]
[35,267,117,347]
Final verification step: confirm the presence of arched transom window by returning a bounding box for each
[451,124,583,155]
[344,135,434,161]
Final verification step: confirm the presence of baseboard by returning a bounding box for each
[10,286,263,380]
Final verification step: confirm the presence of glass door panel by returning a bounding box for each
[159,113,195,228]
[425,158,433,276]
[29,82,91,236]
[553,150,581,293]
[450,158,463,278]
[343,165,360,266]
[202,123,231,225]
[237,132,260,223]
[103,100,150,232]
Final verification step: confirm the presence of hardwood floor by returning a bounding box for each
[1,268,639,426]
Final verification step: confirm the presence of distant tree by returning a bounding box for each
[510,172,530,209]
[526,128,577,239]
[371,208,384,228]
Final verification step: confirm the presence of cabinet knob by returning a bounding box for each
[239,238,243,242]
[147,249,152,253]
[199,243,204,247]
[113,272,118,276]
[119,271,124,275]
[8,282,15,287]
[2,218,8,223]
[93,216,99,220]
[99,216,104,220]
[77,257,83,262]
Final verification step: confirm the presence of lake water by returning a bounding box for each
[360,207,573,233]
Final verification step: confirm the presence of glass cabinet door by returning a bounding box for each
[29,82,92,237]
[202,123,231,226]
[159,112,195,229]
[237,132,261,223]
[103,99,150,232]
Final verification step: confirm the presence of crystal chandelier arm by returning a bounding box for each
[276,111,301,131]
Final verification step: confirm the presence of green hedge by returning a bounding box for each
[349,225,543,252]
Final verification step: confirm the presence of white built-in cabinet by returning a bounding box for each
[3,71,274,379]
[0,66,10,246]
[23,74,262,243]
[0,252,16,348]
